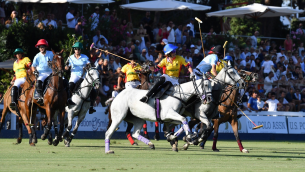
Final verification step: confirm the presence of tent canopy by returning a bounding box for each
[206,3,304,19]
[7,0,114,3]
[0,59,15,70]
[120,0,211,11]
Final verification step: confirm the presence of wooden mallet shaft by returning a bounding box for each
[195,17,205,58]
[223,41,228,57]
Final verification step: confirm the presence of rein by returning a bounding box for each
[75,68,99,101]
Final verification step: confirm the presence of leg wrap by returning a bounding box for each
[105,139,110,153]
[138,135,150,145]
[127,133,135,145]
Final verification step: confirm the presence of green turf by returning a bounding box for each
[0,139,304,172]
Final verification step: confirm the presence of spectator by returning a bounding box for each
[300,50,305,60]
[43,14,57,28]
[113,57,122,71]
[5,19,12,28]
[277,48,287,62]
[167,21,175,44]
[141,11,151,24]
[75,19,82,36]
[66,7,78,30]
[251,31,259,49]
[137,24,147,50]
[110,9,118,23]
[293,88,302,111]
[146,49,154,62]
[109,56,115,72]
[192,49,203,67]
[90,6,100,30]
[175,25,182,45]
[57,20,63,29]
[34,12,43,27]
[0,2,5,19]
[262,55,275,77]
[93,30,108,45]
[112,85,119,98]
[241,47,250,60]
[296,23,305,35]
[11,11,18,24]
[188,18,195,37]
[195,40,202,51]
[102,8,110,21]
[125,22,134,43]
[155,38,167,54]
[284,34,293,51]
[158,24,169,42]
[184,24,193,46]
[264,92,280,111]
[247,90,259,112]
[279,91,292,111]
[257,95,266,111]
[185,51,193,67]
[140,49,147,62]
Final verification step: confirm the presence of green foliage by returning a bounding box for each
[0,71,13,93]
[56,34,83,62]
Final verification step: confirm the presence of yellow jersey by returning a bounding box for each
[158,55,189,78]
[213,59,227,73]
[13,57,31,79]
[121,63,142,82]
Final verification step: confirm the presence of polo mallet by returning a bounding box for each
[28,82,36,127]
[232,102,263,130]
[195,17,205,57]
[95,47,133,62]
[223,41,228,57]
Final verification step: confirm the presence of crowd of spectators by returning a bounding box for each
[2,3,305,113]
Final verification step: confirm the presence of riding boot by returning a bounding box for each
[89,89,97,114]
[67,82,76,106]
[10,86,18,110]
[203,74,213,104]
[139,77,165,103]
[36,80,44,105]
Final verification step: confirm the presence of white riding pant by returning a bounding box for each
[125,81,141,89]
[13,77,26,88]
[37,72,52,82]
[69,73,82,83]
[162,74,179,85]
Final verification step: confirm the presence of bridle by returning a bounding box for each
[48,53,64,76]
[75,67,100,101]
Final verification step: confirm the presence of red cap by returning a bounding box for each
[35,39,49,48]
[113,85,117,88]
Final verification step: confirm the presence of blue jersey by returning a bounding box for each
[248,97,258,110]
[195,54,218,74]
[32,50,54,73]
[68,54,90,77]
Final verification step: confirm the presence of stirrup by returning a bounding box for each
[140,96,149,103]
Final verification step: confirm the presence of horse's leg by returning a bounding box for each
[24,99,35,146]
[31,108,38,144]
[166,109,192,141]
[58,109,65,143]
[107,104,112,130]
[230,114,249,153]
[42,106,53,141]
[17,117,23,144]
[62,109,73,140]
[142,121,149,139]
[130,118,155,150]
[126,122,136,145]
[65,108,86,147]
[0,105,9,133]
[154,122,160,141]
[163,123,179,152]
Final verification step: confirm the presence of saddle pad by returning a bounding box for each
[155,98,163,123]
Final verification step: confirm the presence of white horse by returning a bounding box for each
[105,61,245,154]
[62,67,100,147]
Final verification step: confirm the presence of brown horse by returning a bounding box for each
[24,50,67,146]
[0,69,37,145]
[189,70,258,152]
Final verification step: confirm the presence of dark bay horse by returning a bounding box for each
[0,70,37,145]
[187,70,258,152]
[24,50,67,146]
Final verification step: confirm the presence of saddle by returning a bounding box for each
[73,78,84,93]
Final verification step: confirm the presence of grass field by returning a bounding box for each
[0,139,304,172]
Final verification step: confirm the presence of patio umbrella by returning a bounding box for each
[120,0,211,11]
[206,3,304,19]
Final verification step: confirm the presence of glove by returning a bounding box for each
[33,70,39,78]
[190,72,195,79]
[65,60,69,66]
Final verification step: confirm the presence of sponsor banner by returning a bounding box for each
[287,117,305,134]
[72,107,157,132]
[218,116,248,133]
[247,116,287,134]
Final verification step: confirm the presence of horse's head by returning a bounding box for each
[218,60,245,89]
[84,65,100,90]
[239,70,258,82]
[50,49,64,77]
[140,61,154,74]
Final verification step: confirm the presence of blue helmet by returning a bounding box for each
[223,55,233,61]
[163,44,178,55]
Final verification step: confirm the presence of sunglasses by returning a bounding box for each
[74,48,81,50]
[39,46,46,48]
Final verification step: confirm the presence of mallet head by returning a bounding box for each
[195,17,202,23]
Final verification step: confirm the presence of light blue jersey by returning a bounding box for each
[32,50,54,73]
[195,54,218,74]
[68,54,90,77]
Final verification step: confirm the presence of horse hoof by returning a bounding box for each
[30,143,35,146]
[132,143,138,146]
[17,137,22,144]
[242,149,249,153]
[200,147,204,149]
[183,143,189,150]
[172,144,178,152]
[213,149,220,152]
[53,140,59,146]
[106,150,114,154]
[41,134,46,140]
[59,137,63,142]
[148,142,155,150]
[64,139,68,145]
[154,134,160,141]
[65,142,70,147]
[182,136,187,142]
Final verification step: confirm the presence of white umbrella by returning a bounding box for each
[298,17,305,21]
[73,0,115,4]
[7,0,114,3]
[206,3,304,19]
[120,0,211,11]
